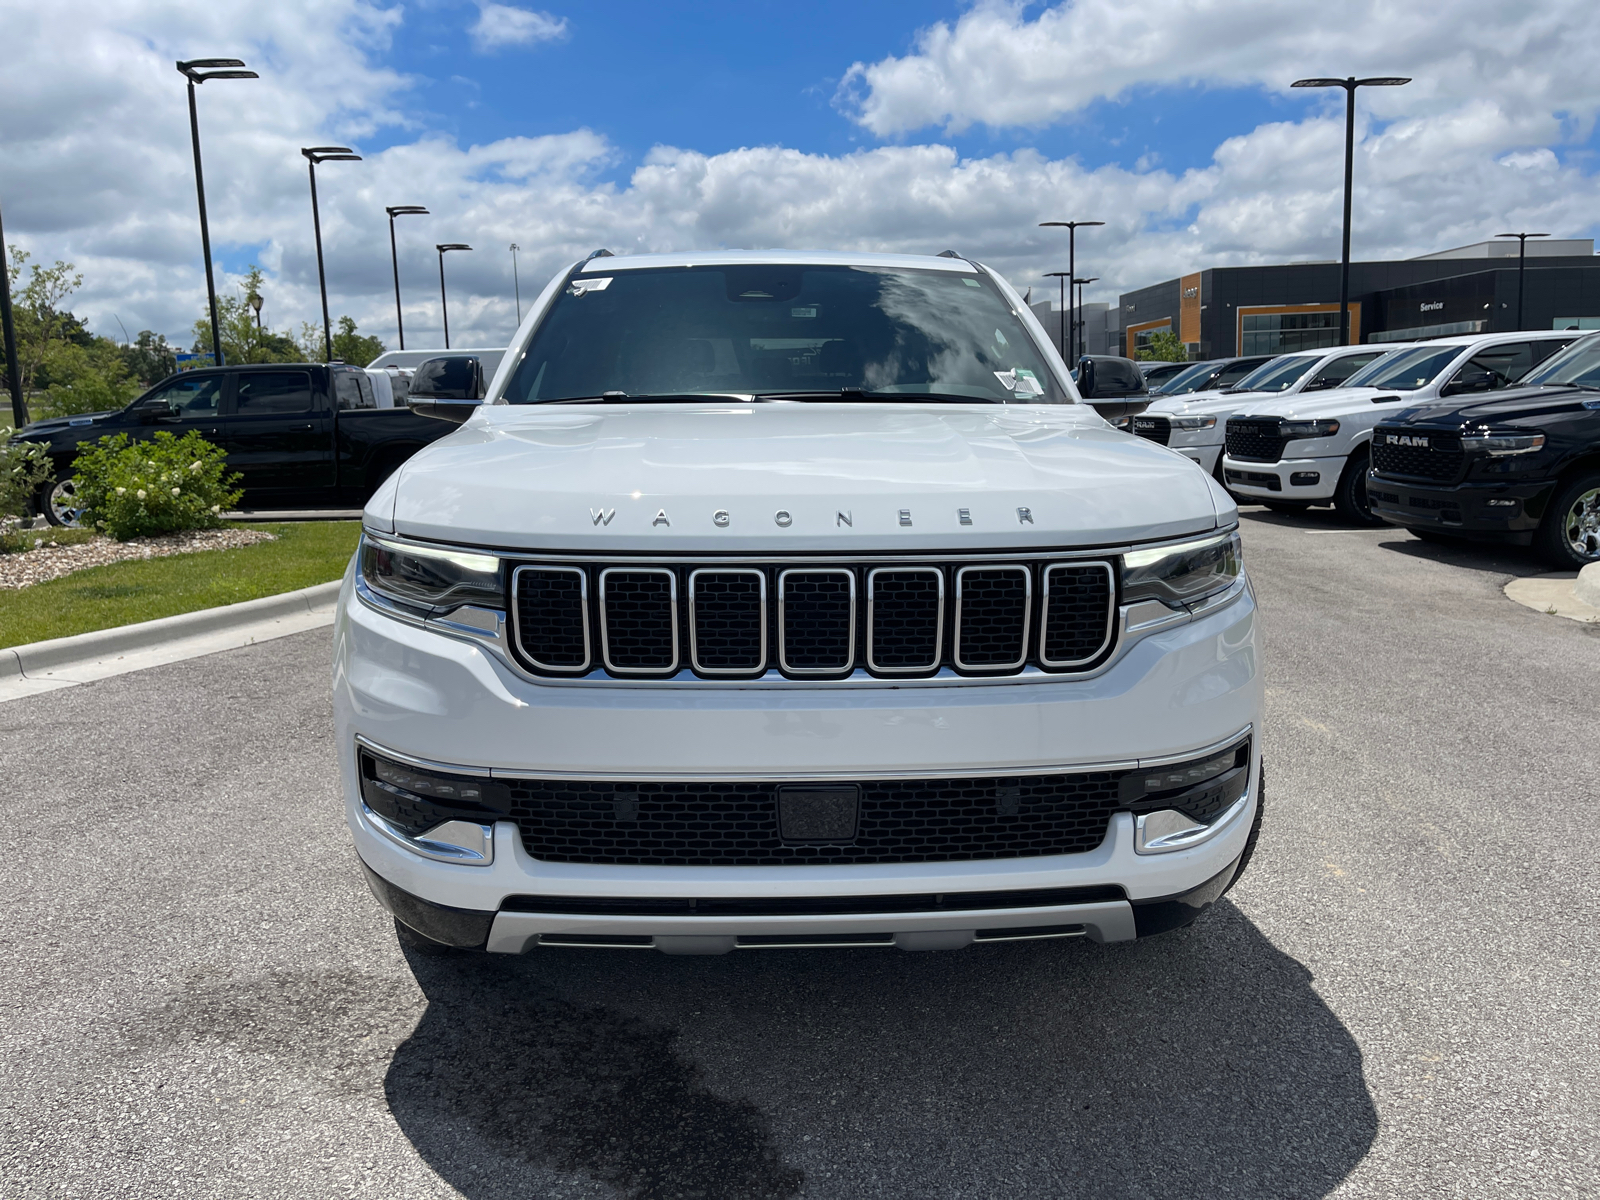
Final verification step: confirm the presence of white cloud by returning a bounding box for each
[469,4,567,52]
[1,0,1596,355]
[838,0,1600,139]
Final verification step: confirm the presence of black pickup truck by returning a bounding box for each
[14,362,455,524]
[1368,331,1600,568]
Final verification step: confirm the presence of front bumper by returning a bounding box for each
[1223,454,1343,501]
[334,561,1263,952]
[1367,475,1554,541]
[1169,438,1223,476]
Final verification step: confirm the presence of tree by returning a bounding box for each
[1137,329,1188,363]
[120,331,178,388]
[298,315,385,367]
[190,266,305,366]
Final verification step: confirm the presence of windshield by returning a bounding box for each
[1344,344,1463,391]
[1523,332,1600,387]
[500,264,1069,404]
[1152,361,1219,395]
[1231,355,1317,394]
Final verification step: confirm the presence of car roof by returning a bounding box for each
[578,249,979,274]
[1386,330,1576,349]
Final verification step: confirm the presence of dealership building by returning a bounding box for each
[1116,238,1600,361]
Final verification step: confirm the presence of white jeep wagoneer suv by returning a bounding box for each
[334,250,1264,957]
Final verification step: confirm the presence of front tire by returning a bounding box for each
[39,478,84,528]
[1534,471,1600,569]
[1333,450,1385,526]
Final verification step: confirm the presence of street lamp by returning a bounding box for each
[1074,277,1099,355]
[509,243,522,324]
[301,146,363,363]
[1043,272,1071,359]
[177,58,258,368]
[385,205,429,350]
[0,203,26,427]
[1495,232,1548,331]
[436,244,472,349]
[1291,75,1411,346]
[247,290,263,330]
[1039,220,1103,362]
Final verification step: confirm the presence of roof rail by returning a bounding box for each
[586,248,614,261]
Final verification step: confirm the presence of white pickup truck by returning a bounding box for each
[1223,330,1580,522]
[1135,345,1392,481]
[334,249,1264,958]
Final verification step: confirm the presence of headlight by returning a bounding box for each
[1280,419,1340,439]
[1122,530,1243,609]
[1109,415,1133,430]
[1170,416,1217,431]
[1462,431,1545,456]
[359,533,504,613]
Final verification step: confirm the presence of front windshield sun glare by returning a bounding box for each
[1233,356,1317,394]
[1344,345,1462,391]
[501,264,1070,406]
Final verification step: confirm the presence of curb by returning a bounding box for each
[0,581,343,682]
[1503,571,1600,624]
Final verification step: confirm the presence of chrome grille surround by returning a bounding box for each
[687,568,767,676]
[865,567,944,675]
[598,566,679,675]
[777,568,857,676]
[510,565,591,673]
[1039,562,1117,669]
[953,564,1032,672]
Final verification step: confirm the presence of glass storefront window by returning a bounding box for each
[1241,311,1343,355]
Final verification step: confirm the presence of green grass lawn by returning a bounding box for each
[0,522,361,649]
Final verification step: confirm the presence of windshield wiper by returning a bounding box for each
[755,389,1003,404]
[545,391,753,404]
[1542,381,1600,392]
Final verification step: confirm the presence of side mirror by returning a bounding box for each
[1076,356,1096,399]
[1442,366,1496,396]
[407,356,485,423]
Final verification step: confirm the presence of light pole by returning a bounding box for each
[509,243,522,324]
[301,147,362,363]
[0,202,26,427]
[1291,75,1411,346]
[1043,272,1071,360]
[436,244,472,349]
[1040,220,1103,362]
[1074,276,1099,356]
[385,205,428,350]
[246,290,263,360]
[1496,232,1548,331]
[177,58,258,367]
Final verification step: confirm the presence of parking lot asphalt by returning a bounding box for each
[1,509,1596,1200]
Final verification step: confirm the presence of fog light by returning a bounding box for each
[1290,472,1320,487]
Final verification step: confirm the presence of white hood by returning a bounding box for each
[1227,386,1388,420]
[377,402,1231,551]
[1147,388,1270,416]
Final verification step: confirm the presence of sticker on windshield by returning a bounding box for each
[568,277,613,296]
[995,368,1043,396]
[963,278,982,288]
[791,306,817,318]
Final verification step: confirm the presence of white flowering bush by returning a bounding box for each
[1,426,53,551]
[71,431,242,541]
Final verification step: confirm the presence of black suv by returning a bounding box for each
[1368,331,1600,567]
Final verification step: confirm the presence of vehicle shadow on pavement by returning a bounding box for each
[383,901,1376,1200]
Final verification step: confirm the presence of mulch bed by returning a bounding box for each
[0,528,276,590]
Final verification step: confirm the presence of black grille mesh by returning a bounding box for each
[1132,415,1171,445]
[691,571,764,672]
[957,568,1029,667]
[1226,420,1289,463]
[504,772,1126,866]
[601,570,676,671]
[1042,565,1113,664]
[781,571,853,672]
[869,570,941,670]
[1371,429,1465,482]
[514,569,587,669]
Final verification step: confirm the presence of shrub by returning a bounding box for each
[1,426,53,550]
[71,431,243,541]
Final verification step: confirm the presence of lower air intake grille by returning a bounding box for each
[504,771,1127,866]
[1226,419,1289,463]
[1041,564,1115,666]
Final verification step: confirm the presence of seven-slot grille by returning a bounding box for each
[1226,418,1289,463]
[1132,414,1172,445]
[1370,427,1466,482]
[510,557,1117,680]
